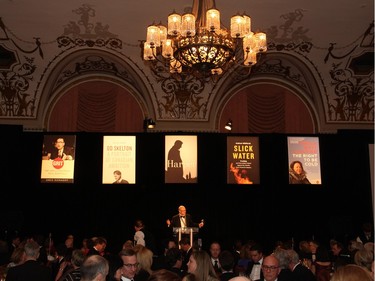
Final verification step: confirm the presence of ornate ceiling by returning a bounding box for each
[0,0,373,132]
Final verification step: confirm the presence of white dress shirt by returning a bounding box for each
[250,258,263,281]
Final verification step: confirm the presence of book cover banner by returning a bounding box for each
[227,136,260,184]
[102,136,136,184]
[287,136,322,184]
[41,134,76,183]
[165,135,197,183]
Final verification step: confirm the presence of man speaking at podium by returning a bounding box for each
[166,205,204,228]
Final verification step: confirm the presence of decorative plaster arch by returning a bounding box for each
[212,52,325,133]
[40,48,154,131]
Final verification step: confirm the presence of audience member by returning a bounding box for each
[364,241,374,254]
[87,237,107,257]
[153,239,178,271]
[59,249,86,281]
[7,234,21,262]
[182,273,196,281]
[353,247,373,272]
[218,250,237,281]
[258,254,281,281]
[133,219,157,255]
[329,239,352,271]
[5,240,51,281]
[179,237,193,272]
[227,277,251,281]
[297,240,311,262]
[164,240,177,255]
[0,240,9,268]
[245,243,264,281]
[6,240,26,268]
[148,269,182,281]
[347,239,363,263]
[286,249,315,281]
[308,239,331,281]
[272,248,292,281]
[186,250,219,281]
[106,254,123,281]
[31,234,48,265]
[330,264,373,281]
[80,254,109,281]
[122,240,134,251]
[81,238,90,256]
[64,234,75,250]
[231,240,242,267]
[209,242,222,276]
[356,222,374,245]
[165,247,186,277]
[135,245,153,281]
[235,242,254,275]
[119,248,139,281]
[51,243,70,281]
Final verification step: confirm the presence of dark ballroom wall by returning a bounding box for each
[0,126,373,255]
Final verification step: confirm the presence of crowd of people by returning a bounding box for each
[0,208,373,281]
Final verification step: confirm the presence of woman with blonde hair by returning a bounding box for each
[135,245,154,281]
[187,250,219,281]
[354,247,374,272]
[330,264,372,281]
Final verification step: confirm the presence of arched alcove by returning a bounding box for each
[47,80,144,132]
[219,83,315,133]
[214,52,323,133]
[40,49,153,132]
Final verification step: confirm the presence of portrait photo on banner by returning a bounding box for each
[287,136,322,185]
[40,134,76,183]
[102,135,136,184]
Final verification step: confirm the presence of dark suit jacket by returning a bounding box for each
[134,268,150,281]
[5,259,51,281]
[181,247,193,272]
[170,214,199,228]
[277,268,293,281]
[291,263,316,281]
[50,146,74,160]
[169,267,187,278]
[113,179,129,184]
[220,272,237,281]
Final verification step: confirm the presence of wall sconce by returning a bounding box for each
[225,120,232,131]
[143,118,156,131]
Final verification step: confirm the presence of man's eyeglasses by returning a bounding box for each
[123,263,139,268]
[262,265,279,271]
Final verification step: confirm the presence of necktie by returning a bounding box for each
[214,260,219,270]
[253,262,260,265]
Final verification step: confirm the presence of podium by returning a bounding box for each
[173,227,199,248]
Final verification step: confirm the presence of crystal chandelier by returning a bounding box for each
[142,0,267,76]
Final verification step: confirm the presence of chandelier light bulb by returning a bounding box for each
[143,1,267,76]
